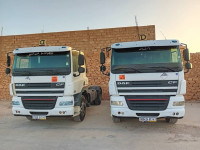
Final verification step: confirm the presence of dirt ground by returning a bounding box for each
[0,100,200,150]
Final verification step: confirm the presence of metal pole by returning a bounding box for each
[1,27,3,36]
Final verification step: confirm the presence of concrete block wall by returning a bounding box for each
[184,53,200,100]
[0,26,155,100]
[2,25,199,101]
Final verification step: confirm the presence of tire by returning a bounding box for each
[165,118,178,124]
[26,116,33,121]
[112,116,121,123]
[94,91,102,105]
[86,94,91,107]
[73,95,86,122]
[89,86,102,105]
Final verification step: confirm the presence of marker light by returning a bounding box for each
[115,43,120,46]
[12,101,20,105]
[173,101,185,106]
[172,40,177,43]
[111,101,123,106]
[59,101,73,106]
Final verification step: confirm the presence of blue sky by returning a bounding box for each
[0,0,200,52]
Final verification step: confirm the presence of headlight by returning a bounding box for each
[59,101,73,106]
[111,101,123,106]
[12,101,20,105]
[173,101,185,106]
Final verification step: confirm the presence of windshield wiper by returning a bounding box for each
[113,67,141,73]
[149,66,177,72]
[13,70,31,75]
[37,69,68,75]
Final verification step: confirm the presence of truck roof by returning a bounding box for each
[111,40,180,49]
[13,46,72,54]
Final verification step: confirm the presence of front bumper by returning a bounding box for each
[111,107,184,118]
[110,95,185,118]
[12,96,75,116]
[13,107,74,116]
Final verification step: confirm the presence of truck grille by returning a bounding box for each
[15,83,65,96]
[116,80,178,95]
[22,96,57,110]
[125,95,170,111]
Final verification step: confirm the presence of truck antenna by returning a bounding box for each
[135,16,140,40]
[1,27,3,36]
[41,25,44,33]
[160,31,167,39]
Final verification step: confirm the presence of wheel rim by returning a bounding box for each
[80,101,86,118]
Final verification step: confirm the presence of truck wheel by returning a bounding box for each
[26,116,33,121]
[165,118,178,124]
[112,116,121,123]
[86,94,91,107]
[94,91,102,105]
[73,95,86,122]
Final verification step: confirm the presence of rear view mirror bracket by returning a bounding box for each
[5,52,13,75]
[181,43,192,74]
[100,47,111,76]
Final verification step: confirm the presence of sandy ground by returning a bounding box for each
[0,100,200,150]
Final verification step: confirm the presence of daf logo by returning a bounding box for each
[117,82,130,85]
[15,84,25,87]
[160,72,168,80]
[56,83,64,86]
[25,76,31,80]
[168,81,178,85]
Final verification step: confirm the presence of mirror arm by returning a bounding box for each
[7,52,13,59]
[73,72,80,77]
[103,72,110,76]
[100,64,110,76]
[184,68,189,74]
[181,43,192,74]
[101,47,111,57]
[184,60,191,74]
[180,43,187,49]
[7,51,13,55]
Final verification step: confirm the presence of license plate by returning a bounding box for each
[139,116,157,122]
[32,115,46,120]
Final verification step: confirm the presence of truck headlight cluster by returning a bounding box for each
[12,101,20,106]
[173,101,185,106]
[111,101,123,106]
[59,101,73,106]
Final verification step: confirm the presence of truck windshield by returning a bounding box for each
[111,46,183,73]
[12,51,71,76]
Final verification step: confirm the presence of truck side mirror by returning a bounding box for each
[78,67,85,73]
[7,55,11,67]
[100,52,105,64]
[100,65,106,72]
[78,54,84,66]
[185,62,192,69]
[183,48,190,61]
[5,68,11,75]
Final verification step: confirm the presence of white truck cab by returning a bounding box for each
[6,46,102,121]
[100,40,192,123]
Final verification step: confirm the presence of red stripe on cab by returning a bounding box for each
[23,99,56,101]
[127,99,168,101]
